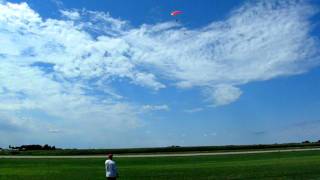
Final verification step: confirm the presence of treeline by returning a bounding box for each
[9,144,57,151]
[1,141,320,156]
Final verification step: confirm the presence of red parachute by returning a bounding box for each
[170,10,183,16]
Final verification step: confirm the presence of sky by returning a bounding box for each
[0,0,320,148]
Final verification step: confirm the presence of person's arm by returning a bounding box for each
[105,161,110,172]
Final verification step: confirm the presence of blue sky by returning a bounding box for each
[0,0,320,148]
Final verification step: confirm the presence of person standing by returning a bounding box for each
[105,154,118,180]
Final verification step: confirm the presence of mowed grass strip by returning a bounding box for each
[1,150,320,180]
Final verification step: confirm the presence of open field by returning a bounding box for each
[2,143,320,156]
[1,150,320,179]
[1,147,320,158]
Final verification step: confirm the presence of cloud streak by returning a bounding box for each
[142,105,170,112]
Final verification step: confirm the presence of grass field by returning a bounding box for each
[1,150,320,180]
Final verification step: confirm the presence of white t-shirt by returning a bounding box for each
[105,159,117,177]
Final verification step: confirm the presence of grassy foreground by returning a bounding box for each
[1,150,320,179]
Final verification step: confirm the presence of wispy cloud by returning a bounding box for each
[60,10,80,20]
[184,108,204,113]
[142,105,170,112]
[252,131,267,136]
[48,129,61,134]
[270,120,320,143]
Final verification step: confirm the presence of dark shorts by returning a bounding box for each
[107,177,116,180]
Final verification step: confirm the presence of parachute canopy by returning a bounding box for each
[171,10,183,16]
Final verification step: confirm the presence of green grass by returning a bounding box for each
[1,150,320,179]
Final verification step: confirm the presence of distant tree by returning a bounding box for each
[18,145,42,150]
[168,145,180,148]
[43,144,50,150]
[302,140,310,144]
[11,144,58,151]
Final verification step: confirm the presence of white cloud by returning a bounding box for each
[0,2,142,146]
[205,85,242,106]
[1,0,318,100]
[132,72,165,90]
[122,0,320,106]
[60,10,80,20]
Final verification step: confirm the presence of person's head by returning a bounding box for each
[107,153,113,160]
